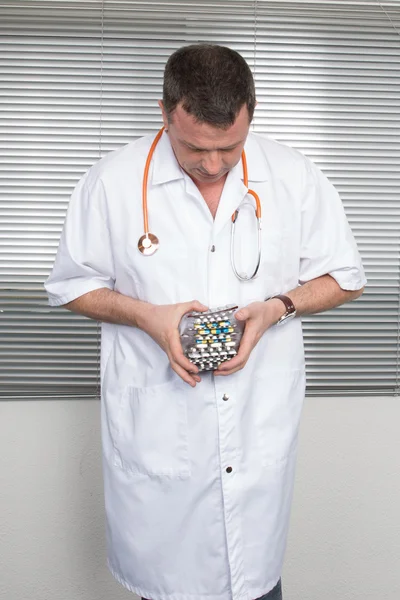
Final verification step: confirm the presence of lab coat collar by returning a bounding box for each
[241,132,269,183]
[213,167,249,236]
[151,130,268,186]
[151,130,185,186]
[213,134,268,235]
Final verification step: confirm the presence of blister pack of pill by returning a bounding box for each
[179,305,244,372]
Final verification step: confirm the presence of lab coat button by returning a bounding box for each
[210,245,216,252]
[226,467,233,473]
[222,393,229,401]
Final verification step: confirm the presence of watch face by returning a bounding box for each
[277,311,297,326]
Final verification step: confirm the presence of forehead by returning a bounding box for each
[171,103,249,150]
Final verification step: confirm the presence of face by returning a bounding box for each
[158,101,251,185]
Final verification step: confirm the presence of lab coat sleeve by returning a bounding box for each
[44,172,115,306]
[298,157,367,291]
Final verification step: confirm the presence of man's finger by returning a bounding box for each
[172,350,198,375]
[215,353,248,376]
[180,299,209,316]
[215,355,247,375]
[171,362,198,387]
[169,332,199,374]
[215,318,263,373]
[234,306,250,321]
[214,365,244,376]
[216,326,256,372]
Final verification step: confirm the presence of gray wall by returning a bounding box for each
[1,397,399,600]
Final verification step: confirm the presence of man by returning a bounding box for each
[45,44,366,600]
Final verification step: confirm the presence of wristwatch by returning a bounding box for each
[270,294,297,326]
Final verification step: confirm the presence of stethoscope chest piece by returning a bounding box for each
[138,232,159,256]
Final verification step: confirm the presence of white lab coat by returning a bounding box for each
[45,131,366,600]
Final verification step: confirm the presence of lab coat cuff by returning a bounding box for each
[46,280,114,307]
[328,270,367,292]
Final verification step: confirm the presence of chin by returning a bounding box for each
[198,172,225,181]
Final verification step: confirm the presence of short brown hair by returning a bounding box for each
[162,44,256,128]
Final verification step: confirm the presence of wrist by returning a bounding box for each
[265,298,287,325]
[133,299,153,330]
[268,294,297,325]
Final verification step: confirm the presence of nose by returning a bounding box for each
[201,151,223,176]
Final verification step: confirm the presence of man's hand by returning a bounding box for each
[214,300,284,377]
[137,300,208,387]
[63,289,208,387]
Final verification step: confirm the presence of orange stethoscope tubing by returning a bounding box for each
[142,127,165,238]
[139,127,262,281]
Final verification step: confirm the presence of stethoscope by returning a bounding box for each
[137,127,262,281]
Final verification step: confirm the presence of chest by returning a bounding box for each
[111,175,297,310]
[197,179,226,219]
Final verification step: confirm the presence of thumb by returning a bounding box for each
[235,307,250,321]
[182,299,209,314]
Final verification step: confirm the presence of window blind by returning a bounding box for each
[0,0,399,398]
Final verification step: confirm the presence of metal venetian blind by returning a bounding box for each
[251,1,400,394]
[0,1,105,397]
[0,0,399,398]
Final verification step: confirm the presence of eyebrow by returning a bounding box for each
[180,139,244,152]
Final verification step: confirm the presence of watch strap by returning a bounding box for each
[269,294,297,325]
[272,294,296,316]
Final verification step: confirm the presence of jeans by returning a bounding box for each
[142,580,282,600]
[257,579,283,600]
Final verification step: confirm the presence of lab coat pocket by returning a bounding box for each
[125,238,201,304]
[113,379,190,478]
[235,219,284,304]
[255,368,305,467]
[257,228,284,297]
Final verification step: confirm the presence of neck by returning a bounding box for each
[191,173,228,219]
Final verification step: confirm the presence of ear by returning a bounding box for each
[158,100,169,130]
